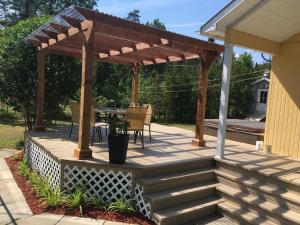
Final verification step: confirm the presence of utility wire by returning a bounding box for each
[142,69,265,90]
[140,75,262,94]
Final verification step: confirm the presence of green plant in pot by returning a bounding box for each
[108,117,129,164]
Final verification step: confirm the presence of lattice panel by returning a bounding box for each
[24,139,61,189]
[134,184,153,221]
[63,164,133,203]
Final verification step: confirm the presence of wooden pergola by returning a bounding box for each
[25,6,224,159]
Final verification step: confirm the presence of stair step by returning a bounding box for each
[146,182,219,211]
[137,157,215,178]
[139,168,215,193]
[218,201,277,225]
[217,184,300,224]
[153,197,223,225]
[216,169,300,206]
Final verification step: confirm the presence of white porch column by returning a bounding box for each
[216,43,233,159]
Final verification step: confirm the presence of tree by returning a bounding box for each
[0,0,11,27]
[0,16,81,129]
[126,9,140,23]
[145,18,166,30]
[39,0,96,15]
[0,0,97,28]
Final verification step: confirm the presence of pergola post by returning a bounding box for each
[216,43,233,159]
[34,50,46,132]
[74,28,94,159]
[192,58,209,146]
[130,63,140,106]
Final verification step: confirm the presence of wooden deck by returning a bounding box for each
[26,123,300,185]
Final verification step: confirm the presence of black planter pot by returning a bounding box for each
[108,134,129,164]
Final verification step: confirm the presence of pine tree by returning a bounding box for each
[126,9,141,23]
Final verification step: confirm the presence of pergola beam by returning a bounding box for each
[42,29,58,39]
[61,16,94,31]
[75,6,224,52]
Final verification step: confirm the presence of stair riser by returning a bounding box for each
[149,187,217,211]
[143,172,215,194]
[217,161,300,195]
[219,193,299,225]
[217,175,300,213]
[158,205,217,225]
[138,159,214,178]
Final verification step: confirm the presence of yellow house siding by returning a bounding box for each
[264,35,300,158]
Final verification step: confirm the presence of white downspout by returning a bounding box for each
[216,43,233,159]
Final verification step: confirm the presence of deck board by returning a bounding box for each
[26,123,300,185]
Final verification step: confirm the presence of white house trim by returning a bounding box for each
[216,43,234,159]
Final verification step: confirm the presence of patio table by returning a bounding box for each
[94,108,126,116]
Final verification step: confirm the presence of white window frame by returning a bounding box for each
[258,89,268,104]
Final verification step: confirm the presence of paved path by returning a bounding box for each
[0,149,133,225]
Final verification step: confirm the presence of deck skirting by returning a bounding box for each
[25,138,61,189]
[24,138,153,220]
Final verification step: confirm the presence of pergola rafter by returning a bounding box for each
[25,5,224,159]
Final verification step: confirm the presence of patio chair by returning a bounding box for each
[143,104,153,141]
[125,106,148,149]
[69,100,108,145]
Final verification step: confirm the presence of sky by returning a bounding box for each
[96,0,267,63]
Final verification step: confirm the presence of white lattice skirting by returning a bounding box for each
[135,184,153,220]
[25,138,153,221]
[24,139,61,189]
[63,164,133,204]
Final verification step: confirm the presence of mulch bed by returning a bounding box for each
[5,153,154,225]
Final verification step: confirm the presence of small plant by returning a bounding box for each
[42,186,65,207]
[28,171,40,186]
[66,184,87,209]
[15,139,24,150]
[19,165,65,207]
[18,159,30,179]
[31,173,48,197]
[106,198,135,214]
[108,117,129,136]
[86,196,102,209]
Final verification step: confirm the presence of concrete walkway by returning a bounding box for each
[0,149,133,225]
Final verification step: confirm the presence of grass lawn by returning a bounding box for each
[157,121,196,131]
[0,121,25,149]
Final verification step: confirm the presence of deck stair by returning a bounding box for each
[136,158,223,225]
[215,161,300,225]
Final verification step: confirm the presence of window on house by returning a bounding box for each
[259,90,268,104]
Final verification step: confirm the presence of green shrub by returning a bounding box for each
[42,187,65,207]
[86,196,102,209]
[15,139,24,150]
[18,162,65,207]
[0,108,21,121]
[18,159,30,179]
[66,185,102,213]
[106,198,135,214]
[66,185,87,209]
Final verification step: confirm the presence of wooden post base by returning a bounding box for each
[73,148,93,159]
[192,138,206,147]
[33,126,46,132]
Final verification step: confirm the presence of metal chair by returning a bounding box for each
[125,106,148,149]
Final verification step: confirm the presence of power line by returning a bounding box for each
[140,75,262,94]
[142,70,265,90]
